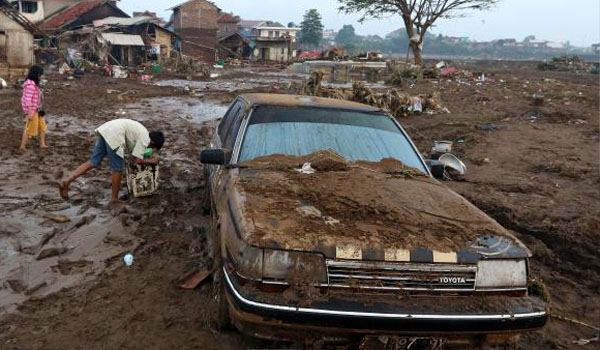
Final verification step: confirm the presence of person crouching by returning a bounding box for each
[59,119,165,204]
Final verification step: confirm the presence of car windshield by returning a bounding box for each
[238,106,427,173]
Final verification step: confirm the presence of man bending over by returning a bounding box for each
[60,119,165,203]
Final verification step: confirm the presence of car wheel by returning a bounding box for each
[213,265,231,330]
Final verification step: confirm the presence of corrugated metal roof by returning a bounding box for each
[101,33,145,46]
[94,16,157,27]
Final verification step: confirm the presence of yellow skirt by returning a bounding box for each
[24,113,46,138]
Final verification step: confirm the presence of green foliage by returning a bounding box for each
[330,26,588,61]
[336,25,358,46]
[299,9,324,48]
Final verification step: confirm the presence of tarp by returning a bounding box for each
[100,33,145,46]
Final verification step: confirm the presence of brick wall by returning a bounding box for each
[180,28,217,62]
[173,0,218,30]
[172,0,218,62]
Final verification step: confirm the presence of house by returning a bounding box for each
[218,12,240,33]
[0,0,37,75]
[8,0,45,23]
[168,0,219,62]
[8,0,114,24]
[39,0,128,33]
[94,16,176,62]
[99,32,145,66]
[238,20,300,62]
[322,29,337,46]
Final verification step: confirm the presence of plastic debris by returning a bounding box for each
[432,141,453,154]
[296,205,322,218]
[297,162,316,175]
[123,253,134,267]
[324,216,340,226]
[475,123,501,131]
[0,78,7,89]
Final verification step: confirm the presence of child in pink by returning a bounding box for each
[20,65,48,150]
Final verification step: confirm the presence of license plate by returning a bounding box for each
[380,337,448,350]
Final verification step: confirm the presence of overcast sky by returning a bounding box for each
[119,0,600,46]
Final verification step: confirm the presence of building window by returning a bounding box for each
[268,31,274,38]
[21,1,38,13]
[275,31,280,37]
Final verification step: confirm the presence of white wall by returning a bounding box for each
[11,1,45,23]
[0,12,34,67]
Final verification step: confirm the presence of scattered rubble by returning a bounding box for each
[302,72,448,118]
[538,56,599,74]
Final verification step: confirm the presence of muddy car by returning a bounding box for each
[201,94,548,346]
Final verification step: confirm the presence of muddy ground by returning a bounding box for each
[0,61,598,349]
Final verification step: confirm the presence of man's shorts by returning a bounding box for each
[90,135,124,172]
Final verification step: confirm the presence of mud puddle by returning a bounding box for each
[124,96,228,124]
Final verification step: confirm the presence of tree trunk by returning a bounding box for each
[410,42,423,66]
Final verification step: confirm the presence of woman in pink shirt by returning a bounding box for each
[20,65,48,150]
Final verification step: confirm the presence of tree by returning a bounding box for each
[336,24,359,46]
[523,35,536,43]
[288,22,298,28]
[299,9,324,49]
[338,0,500,65]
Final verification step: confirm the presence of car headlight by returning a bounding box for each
[475,260,527,289]
[228,243,263,280]
[262,249,327,284]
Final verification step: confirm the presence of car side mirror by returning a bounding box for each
[425,159,446,179]
[201,148,229,165]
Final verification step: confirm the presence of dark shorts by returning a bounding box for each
[90,135,124,172]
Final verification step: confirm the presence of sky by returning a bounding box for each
[119,0,600,47]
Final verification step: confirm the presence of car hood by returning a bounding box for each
[227,156,530,263]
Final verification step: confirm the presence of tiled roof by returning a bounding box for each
[40,0,126,30]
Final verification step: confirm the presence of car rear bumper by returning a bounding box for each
[223,268,548,335]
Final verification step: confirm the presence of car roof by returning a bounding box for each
[239,93,381,113]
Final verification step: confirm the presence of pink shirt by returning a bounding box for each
[21,79,41,116]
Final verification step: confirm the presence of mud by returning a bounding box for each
[0,74,246,349]
[0,60,597,349]
[238,152,514,252]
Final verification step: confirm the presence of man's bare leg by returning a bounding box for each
[111,171,124,204]
[60,161,94,199]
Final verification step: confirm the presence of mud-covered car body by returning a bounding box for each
[202,94,547,344]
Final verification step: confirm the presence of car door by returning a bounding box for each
[210,98,247,204]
